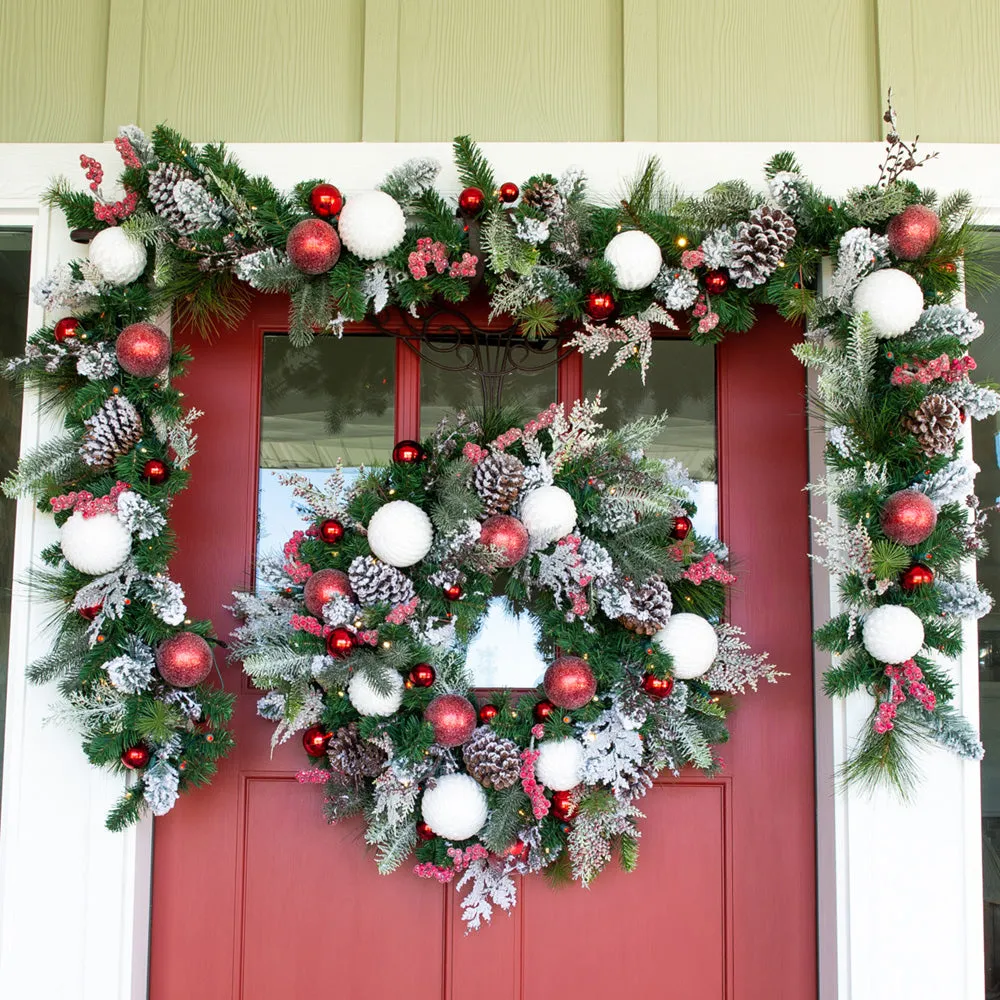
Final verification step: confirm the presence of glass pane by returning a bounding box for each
[0,228,32,818]
[583,340,717,538]
[256,334,395,587]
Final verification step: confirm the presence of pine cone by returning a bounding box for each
[79,395,143,469]
[462,726,521,790]
[903,393,962,456]
[618,576,673,636]
[729,205,797,289]
[472,452,526,515]
[348,555,416,607]
[327,722,387,781]
[147,163,197,234]
[521,177,563,218]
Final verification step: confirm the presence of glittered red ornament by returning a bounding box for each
[443,582,463,601]
[121,745,150,770]
[900,563,935,591]
[318,518,345,543]
[479,514,530,568]
[498,182,519,204]
[286,218,341,275]
[424,694,477,747]
[505,839,528,859]
[550,789,577,821]
[155,631,214,688]
[54,316,81,343]
[408,662,436,687]
[880,489,938,546]
[116,322,171,378]
[543,655,597,710]
[303,568,353,616]
[641,672,675,700]
[302,724,332,757]
[326,626,355,659]
[78,601,103,621]
[416,820,436,841]
[887,204,941,261]
[478,703,499,724]
[141,458,169,485]
[309,183,343,218]
[585,290,615,321]
[392,439,424,464]
[704,270,729,294]
[458,187,485,216]
[533,699,555,722]
[672,515,693,540]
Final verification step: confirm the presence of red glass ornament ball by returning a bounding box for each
[498,182,519,204]
[424,694,477,747]
[78,601,103,621]
[585,290,616,321]
[392,439,425,464]
[302,724,332,757]
[286,218,341,275]
[641,672,675,700]
[54,316,82,343]
[319,518,345,544]
[880,489,938,546]
[116,322,171,378]
[505,839,528,859]
[416,820,436,841]
[155,631,214,688]
[704,270,729,295]
[886,204,941,261]
[543,655,597,710]
[458,186,485,216]
[550,789,577,821]
[533,699,555,722]
[672,515,693,541]
[408,662,436,687]
[479,514,530,568]
[304,568,353,617]
[478,703,499,724]
[309,183,343,218]
[326,626,355,659]
[141,458,170,485]
[900,563,935,591]
[443,582,463,601]
[121,745,150,770]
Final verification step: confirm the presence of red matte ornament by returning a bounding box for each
[318,518,345,543]
[478,703,499,724]
[443,582,463,601]
[392,439,424,464]
[880,489,938,546]
[533,699,555,722]
[286,218,341,275]
[550,789,577,821]
[408,662,436,687]
[498,182,519,204]
[78,601,103,621]
[116,322,171,378]
[704,270,729,294]
[121,745,150,770]
[302,724,332,757]
[416,820,436,841]
[54,316,81,343]
[543,655,597,709]
[641,673,675,700]
[309,183,343,218]
[672,515,693,540]
[458,187,485,216]
[900,563,935,591]
[304,568,353,616]
[424,694,477,747]
[479,514,530,567]
[155,631,214,688]
[585,290,616,321]
[326,626,355,659]
[141,458,170,485]
[887,204,941,260]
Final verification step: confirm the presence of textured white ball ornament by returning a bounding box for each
[520,486,577,548]
[337,191,406,260]
[60,511,132,576]
[347,669,404,717]
[88,227,148,286]
[421,773,489,841]
[862,605,925,663]
[604,230,663,290]
[852,268,925,339]
[652,613,719,680]
[366,500,433,567]
[535,738,585,791]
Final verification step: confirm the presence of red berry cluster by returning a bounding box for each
[79,154,104,192]
[113,136,142,169]
[94,190,139,224]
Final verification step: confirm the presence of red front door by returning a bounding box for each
[150,293,816,999]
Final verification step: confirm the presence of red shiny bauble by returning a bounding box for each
[478,703,499,724]
[121,745,150,770]
[704,270,729,294]
[443,582,463,601]
[155,631,214,688]
[286,218,341,275]
[880,489,938,546]
[54,317,81,343]
[424,694,477,747]
[533,699,555,722]
[641,672,675,700]
[392,439,424,464]
[672,515,693,540]
[116,322,171,378]
[498,182,519,204]
[550,789,577,821]
[585,290,615,321]
[309,183,343,218]
[458,187,485,216]
[302,724,332,757]
[326,626,355,659]
[319,518,345,544]
[416,820,436,841]
[543,655,597,710]
[479,514,530,568]
[141,458,170,485]
[78,601,103,620]
[408,662,436,687]
[303,568,353,616]
[505,839,528,859]
[887,204,941,261]
[900,563,935,591]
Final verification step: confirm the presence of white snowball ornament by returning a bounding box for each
[347,669,404,717]
[862,605,925,663]
[604,230,663,290]
[520,486,577,548]
[852,268,925,339]
[88,227,148,286]
[535,738,585,791]
[421,773,489,841]
[336,191,406,260]
[60,511,132,576]
[652,613,719,680]
[366,500,433,567]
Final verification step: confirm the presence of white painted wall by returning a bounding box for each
[0,140,994,999]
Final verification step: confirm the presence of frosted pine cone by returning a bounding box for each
[147,163,197,234]
[903,393,962,456]
[521,176,563,218]
[348,555,416,607]
[80,395,143,469]
[327,722,387,781]
[618,576,673,636]
[729,206,797,289]
[472,451,526,515]
[462,726,521,790]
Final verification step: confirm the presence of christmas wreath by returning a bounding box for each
[231,400,775,929]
